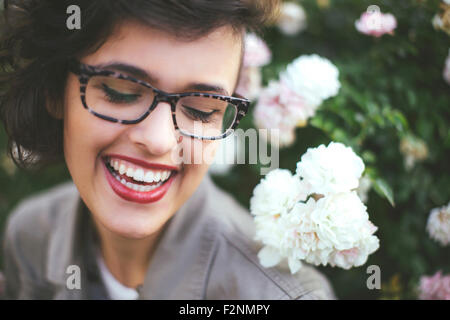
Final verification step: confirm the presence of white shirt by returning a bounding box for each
[96,251,139,300]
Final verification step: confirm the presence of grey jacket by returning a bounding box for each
[1,173,336,300]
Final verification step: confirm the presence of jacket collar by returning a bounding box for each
[45,174,219,299]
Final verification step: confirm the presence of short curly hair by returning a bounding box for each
[0,0,280,170]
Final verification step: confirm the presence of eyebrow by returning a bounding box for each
[94,62,230,96]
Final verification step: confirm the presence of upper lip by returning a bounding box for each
[103,154,180,172]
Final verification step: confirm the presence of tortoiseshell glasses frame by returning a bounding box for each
[68,60,250,140]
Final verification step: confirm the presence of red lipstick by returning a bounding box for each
[102,156,177,204]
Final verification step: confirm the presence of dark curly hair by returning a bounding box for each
[0,0,280,170]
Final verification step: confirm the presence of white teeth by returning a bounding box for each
[111,169,164,192]
[144,171,154,183]
[133,168,144,182]
[163,171,170,180]
[108,159,173,184]
[126,167,134,178]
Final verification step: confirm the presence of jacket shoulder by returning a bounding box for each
[2,181,78,298]
[4,181,78,245]
[205,180,336,300]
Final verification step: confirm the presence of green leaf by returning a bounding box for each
[372,178,395,207]
[361,151,376,164]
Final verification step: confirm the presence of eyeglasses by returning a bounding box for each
[68,61,250,140]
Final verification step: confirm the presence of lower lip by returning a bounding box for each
[102,160,176,204]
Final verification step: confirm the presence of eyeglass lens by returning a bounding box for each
[85,76,238,138]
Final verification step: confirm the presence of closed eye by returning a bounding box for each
[101,83,141,103]
[181,105,218,123]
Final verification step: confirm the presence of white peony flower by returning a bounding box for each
[328,234,380,270]
[250,168,307,217]
[278,78,317,122]
[296,142,365,195]
[235,66,263,100]
[253,81,304,148]
[253,192,379,273]
[250,143,379,273]
[276,2,307,36]
[426,202,450,246]
[254,80,319,148]
[242,33,272,68]
[257,245,283,269]
[355,10,397,37]
[252,55,340,148]
[280,54,341,109]
[255,198,319,272]
[357,175,372,203]
[311,192,371,250]
[312,193,379,269]
[254,81,300,130]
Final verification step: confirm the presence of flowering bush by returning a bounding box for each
[211,0,450,299]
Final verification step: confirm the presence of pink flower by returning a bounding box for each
[254,81,287,129]
[253,81,300,147]
[355,11,397,37]
[279,78,317,121]
[242,33,272,68]
[235,33,272,99]
[235,66,263,100]
[418,271,450,300]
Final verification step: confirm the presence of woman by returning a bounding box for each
[0,0,335,299]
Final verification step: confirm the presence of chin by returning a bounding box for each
[98,210,169,240]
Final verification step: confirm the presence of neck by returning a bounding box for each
[93,218,163,289]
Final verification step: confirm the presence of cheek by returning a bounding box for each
[177,139,218,189]
[63,77,122,176]
[179,139,219,168]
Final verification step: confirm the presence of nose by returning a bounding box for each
[127,102,179,156]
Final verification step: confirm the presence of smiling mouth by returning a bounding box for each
[103,158,175,193]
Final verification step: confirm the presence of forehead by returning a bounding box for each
[81,21,243,94]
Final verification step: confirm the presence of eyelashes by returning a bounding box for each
[101,83,141,103]
[181,104,218,123]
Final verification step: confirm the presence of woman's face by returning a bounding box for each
[63,21,242,239]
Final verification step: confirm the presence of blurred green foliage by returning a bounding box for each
[0,0,449,299]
